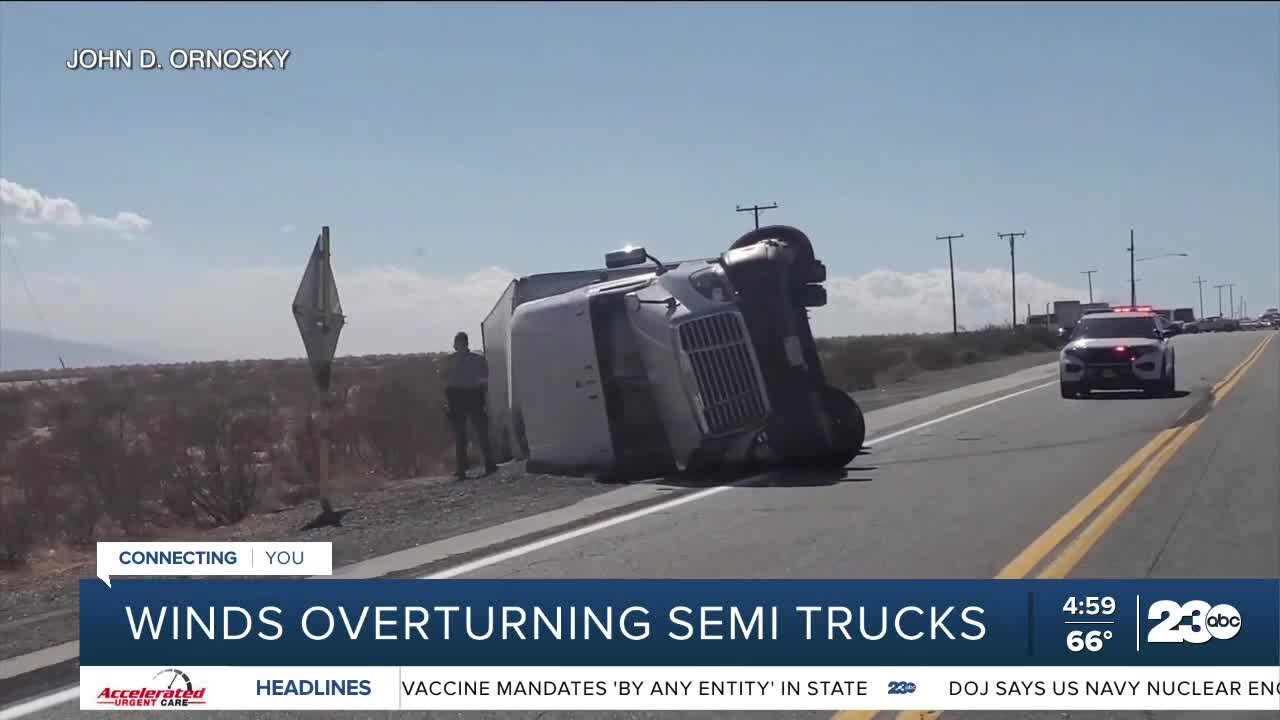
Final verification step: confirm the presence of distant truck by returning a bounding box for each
[1173,308,1196,323]
[1054,300,1082,332]
[480,225,865,480]
[1262,308,1280,329]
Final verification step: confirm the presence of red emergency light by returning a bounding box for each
[1111,305,1153,313]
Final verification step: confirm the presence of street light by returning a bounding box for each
[1126,227,1187,304]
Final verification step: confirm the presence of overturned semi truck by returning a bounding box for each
[480,225,865,480]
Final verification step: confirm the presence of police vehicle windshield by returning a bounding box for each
[1071,316,1159,340]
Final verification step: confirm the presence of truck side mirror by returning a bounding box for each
[605,247,648,269]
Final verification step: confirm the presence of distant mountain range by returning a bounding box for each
[0,329,150,371]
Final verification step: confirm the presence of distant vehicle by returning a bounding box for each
[1261,308,1280,329]
[1059,306,1179,399]
[1173,308,1195,323]
[1054,300,1082,333]
[1199,316,1241,332]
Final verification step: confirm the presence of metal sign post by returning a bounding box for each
[292,226,347,529]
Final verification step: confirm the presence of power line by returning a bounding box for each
[1127,229,1136,306]
[2,244,53,338]
[1192,276,1208,319]
[3,244,67,368]
[1080,270,1098,303]
[735,203,777,229]
[1213,283,1229,317]
[997,231,1027,327]
[937,234,963,335]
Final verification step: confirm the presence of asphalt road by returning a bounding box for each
[4,330,1277,720]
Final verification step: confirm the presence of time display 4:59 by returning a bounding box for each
[1062,596,1116,616]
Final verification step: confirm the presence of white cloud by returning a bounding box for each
[88,211,151,236]
[0,262,1098,361]
[280,224,297,234]
[814,268,1093,336]
[0,178,151,238]
[0,178,83,227]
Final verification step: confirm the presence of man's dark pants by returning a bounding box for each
[446,387,495,477]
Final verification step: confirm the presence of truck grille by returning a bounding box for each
[676,312,770,436]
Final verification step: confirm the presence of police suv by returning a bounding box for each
[1059,306,1179,398]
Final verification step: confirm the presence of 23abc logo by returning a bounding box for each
[1146,600,1241,644]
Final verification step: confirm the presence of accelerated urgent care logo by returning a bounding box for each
[96,668,208,708]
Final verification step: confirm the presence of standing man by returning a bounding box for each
[444,331,497,480]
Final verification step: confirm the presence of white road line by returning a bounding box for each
[0,378,1056,718]
[0,688,77,720]
[426,379,1057,579]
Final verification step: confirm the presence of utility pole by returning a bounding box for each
[937,233,963,335]
[1192,275,1208,319]
[736,203,777,229]
[998,231,1027,328]
[1127,228,1137,306]
[1080,269,1098,303]
[1214,283,1228,317]
[1226,283,1236,318]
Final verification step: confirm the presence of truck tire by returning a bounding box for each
[729,225,817,268]
[819,385,865,469]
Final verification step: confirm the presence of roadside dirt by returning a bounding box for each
[0,350,1059,662]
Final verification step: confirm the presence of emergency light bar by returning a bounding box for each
[1110,305,1154,313]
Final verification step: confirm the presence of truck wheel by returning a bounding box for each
[819,385,865,469]
[729,225,817,267]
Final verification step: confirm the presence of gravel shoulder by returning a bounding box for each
[0,466,610,659]
[0,349,1059,663]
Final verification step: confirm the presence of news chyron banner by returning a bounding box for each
[80,559,1280,711]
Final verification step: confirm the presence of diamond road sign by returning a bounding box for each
[292,226,345,391]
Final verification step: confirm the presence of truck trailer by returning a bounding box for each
[480,225,865,481]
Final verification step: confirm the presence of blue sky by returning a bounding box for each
[1,2,1277,358]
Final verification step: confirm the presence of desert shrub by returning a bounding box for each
[1,438,63,566]
[911,340,955,371]
[0,487,34,569]
[353,357,452,479]
[158,375,278,527]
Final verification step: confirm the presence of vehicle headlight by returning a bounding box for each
[690,265,734,302]
[1063,346,1084,358]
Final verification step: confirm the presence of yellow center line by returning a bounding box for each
[834,333,1275,720]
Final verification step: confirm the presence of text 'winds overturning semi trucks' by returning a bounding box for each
[480,226,865,481]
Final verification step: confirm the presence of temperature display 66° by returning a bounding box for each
[1062,596,1117,653]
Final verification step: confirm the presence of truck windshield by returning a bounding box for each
[1071,316,1158,339]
